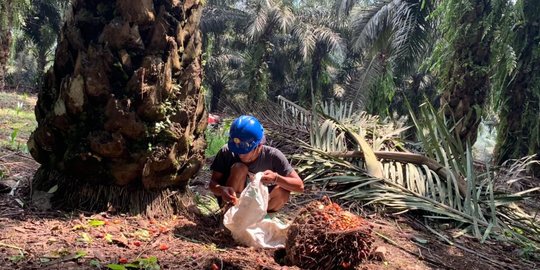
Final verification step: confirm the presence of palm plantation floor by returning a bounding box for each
[0,149,537,270]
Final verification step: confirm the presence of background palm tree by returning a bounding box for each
[201,0,295,107]
[342,0,435,116]
[493,0,540,173]
[429,0,494,145]
[204,51,245,112]
[22,0,66,80]
[292,5,346,104]
[0,0,30,89]
[29,0,207,215]
[242,0,294,102]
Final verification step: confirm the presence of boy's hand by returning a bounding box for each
[261,170,278,185]
[221,186,238,205]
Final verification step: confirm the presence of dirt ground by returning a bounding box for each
[0,149,538,270]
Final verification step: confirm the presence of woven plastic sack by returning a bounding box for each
[223,172,289,248]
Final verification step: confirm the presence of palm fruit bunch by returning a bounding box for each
[285,199,374,269]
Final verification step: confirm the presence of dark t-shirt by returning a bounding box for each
[210,144,294,186]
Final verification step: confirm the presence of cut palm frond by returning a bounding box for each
[288,100,540,245]
[227,92,540,247]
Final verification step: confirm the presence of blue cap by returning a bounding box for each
[228,115,264,154]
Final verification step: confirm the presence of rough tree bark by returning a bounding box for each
[28,0,207,216]
[0,1,14,90]
[0,30,11,90]
[439,0,493,145]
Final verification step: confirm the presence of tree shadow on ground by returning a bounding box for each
[173,215,239,249]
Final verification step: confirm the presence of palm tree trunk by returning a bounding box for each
[0,0,14,90]
[439,0,493,145]
[311,52,322,101]
[29,0,207,216]
[0,30,10,90]
[37,45,47,75]
[495,0,540,173]
[210,82,224,113]
[35,45,48,87]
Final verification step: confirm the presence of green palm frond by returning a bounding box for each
[341,55,386,108]
[389,1,432,75]
[247,3,269,40]
[295,5,345,31]
[205,52,245,86]
[313,26,346,57]
[240,44,270,101]
[288,100,540,245]
[310,119,348,152]
[344,0,434,110]
[333,0,357,20]
[291,22,316,61]
[320,100,354,122]
[208,52,245,69]
[407,101,467,184]
[292,23,345,62]
[201,5,249,34]
[269,1,294,33]
[350,0,432,71]
[349,0,393,53]
[0,0,32,30]
[246,0,294,41]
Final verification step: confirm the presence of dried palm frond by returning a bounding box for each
[496,155,540,193]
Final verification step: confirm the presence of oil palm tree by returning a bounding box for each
[430,0,494,145]
[205,49,245,112]
[22,0,65,78]
[201,0,295,106]
[201,3,249,111]
[343,0,435,115]
[0,0,30,89]
[493,0,540,172]
[292,6,346,104]
[29,0,207,215]
[242,0,294,102]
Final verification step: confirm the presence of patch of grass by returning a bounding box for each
[106,256,160,270]
[194,193,220,216]
[0,92,37,152]
[205,127,227,158]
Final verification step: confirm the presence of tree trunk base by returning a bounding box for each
[32,166,189,217]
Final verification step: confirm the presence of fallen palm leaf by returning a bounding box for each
[77,232,92,244]
[289,100,540,247]
[88,219,106,227]
[326,150,467,195]
[0,242,23,251]
[230,93,540,249]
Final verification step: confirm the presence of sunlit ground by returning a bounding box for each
[0,91,37,152]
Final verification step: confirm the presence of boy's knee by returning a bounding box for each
[230,162,248,174]
[226,163,248,192]
[268,188,290,212]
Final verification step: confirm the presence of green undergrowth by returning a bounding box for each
[0,91,37,152]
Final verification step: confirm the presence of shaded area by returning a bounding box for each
[0,148,538,269]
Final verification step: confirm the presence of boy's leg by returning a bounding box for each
[225,162,249,197]
[267,186,290,212]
